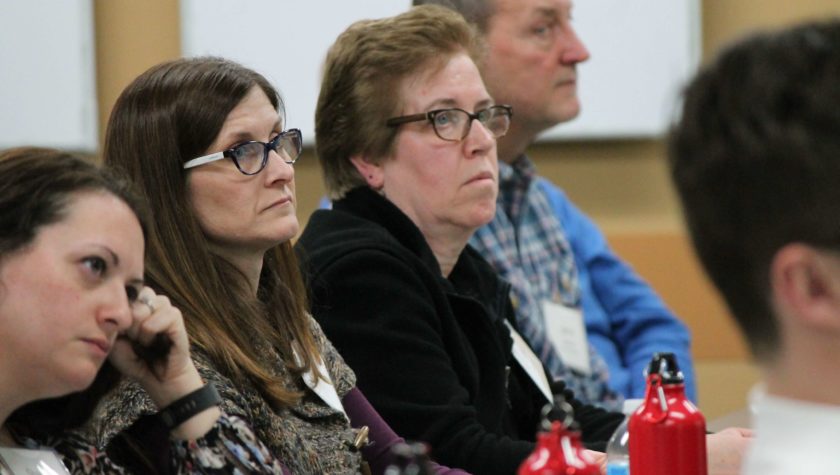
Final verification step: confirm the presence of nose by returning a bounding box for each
[264,149,295,185]
[464,118,496,158]
[560,24,590,65]
[97,286,132,334]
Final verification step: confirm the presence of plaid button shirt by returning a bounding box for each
[470,155,622,410]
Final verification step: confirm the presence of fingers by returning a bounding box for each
[118,287,202,404]
[715,426,755,439]
[582,450,607,474]
[129,288,182,346]
[731,427,754,438]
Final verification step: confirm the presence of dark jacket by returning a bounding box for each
[297,187,621,474]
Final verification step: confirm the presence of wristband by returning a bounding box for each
[157,383,221,430]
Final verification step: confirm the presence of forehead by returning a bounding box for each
[61,192,142,239]
[31,191,144,265]
[398,53,489,110]
[491,0,571,23]
[220,87,282,132]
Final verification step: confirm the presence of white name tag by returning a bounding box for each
[294,348,347,419]
[0,447,70,475]
[504,320,553,403]
[542,300,592,376]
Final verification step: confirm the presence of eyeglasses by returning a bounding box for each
[385,105,513,142]
[182,128,303,175]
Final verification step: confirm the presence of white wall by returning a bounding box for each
[0,0,699,152]
[0,0,97,152]
[182,1,700,145]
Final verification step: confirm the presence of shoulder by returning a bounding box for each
[300,207,393,249]
[299,209,408,270]
[534,176,570,208]
[189,348,259,421]
[306,314,356,396]
[300,213,426,288]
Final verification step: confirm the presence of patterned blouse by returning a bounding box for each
[0,414,286,474]
[92,316,366,474]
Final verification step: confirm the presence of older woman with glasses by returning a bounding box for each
[90,57,467,475]
[297,6,625,474]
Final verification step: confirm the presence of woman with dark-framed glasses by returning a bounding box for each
[90,56,467,474]
[297,5,624,475]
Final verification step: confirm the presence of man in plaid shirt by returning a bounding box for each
[415,0,695,406]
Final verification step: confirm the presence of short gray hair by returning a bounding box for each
[412,0,496,32]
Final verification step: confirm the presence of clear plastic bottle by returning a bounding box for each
[383,442,433,475]
[605,399,643,475]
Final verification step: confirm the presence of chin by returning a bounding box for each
[52,365,99,397]
[266,227,299,248]
[464,206,497,230]
[551,103,582,124]
[268,217,300,244]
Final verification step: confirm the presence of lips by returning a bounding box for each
[466,171,496,185]
[265,196,292,210]
[82,338,111,356]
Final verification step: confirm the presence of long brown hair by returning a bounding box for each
[104,57,320,408]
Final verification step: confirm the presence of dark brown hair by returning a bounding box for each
[669,20,840,361]
[0,146,148,437]
[316,5,484,199]
[104,57,320,408]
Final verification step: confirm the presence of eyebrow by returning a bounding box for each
[533,7,558,19]
[533,3,573,21]
[100,245,145,285]
[105,247,120,267]
[222,119,283,146]
[425,98,494,111]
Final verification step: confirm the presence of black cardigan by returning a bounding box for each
[297,187,621,474]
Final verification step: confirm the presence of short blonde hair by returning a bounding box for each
[315,5,483,199]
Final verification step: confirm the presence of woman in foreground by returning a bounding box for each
[0,147,285,473]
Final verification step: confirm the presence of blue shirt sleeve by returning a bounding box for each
[536,178,696,401]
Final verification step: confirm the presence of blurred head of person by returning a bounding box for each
[669,21,840,380]
[413,0,589,161]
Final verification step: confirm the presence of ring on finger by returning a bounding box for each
[139,295,156,313]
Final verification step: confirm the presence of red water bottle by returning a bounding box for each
[518,403,600,475]
[629,352,707,475]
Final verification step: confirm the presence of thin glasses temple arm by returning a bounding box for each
[183,151,227,169]
[385,112,432,127]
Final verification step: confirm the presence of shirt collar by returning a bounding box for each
[498,154,538,190]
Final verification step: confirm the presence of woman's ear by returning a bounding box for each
[771,244,840,332]
[349,155,384,190]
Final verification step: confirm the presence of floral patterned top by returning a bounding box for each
[92,316,365,474]
[0,414,287,474]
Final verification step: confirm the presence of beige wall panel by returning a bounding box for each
[696,359,761,420]
[94,0,181,149]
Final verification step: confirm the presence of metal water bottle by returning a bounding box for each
[628,353,707,475]
[518,403,600,475]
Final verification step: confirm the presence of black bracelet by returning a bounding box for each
[157,383,222,430]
